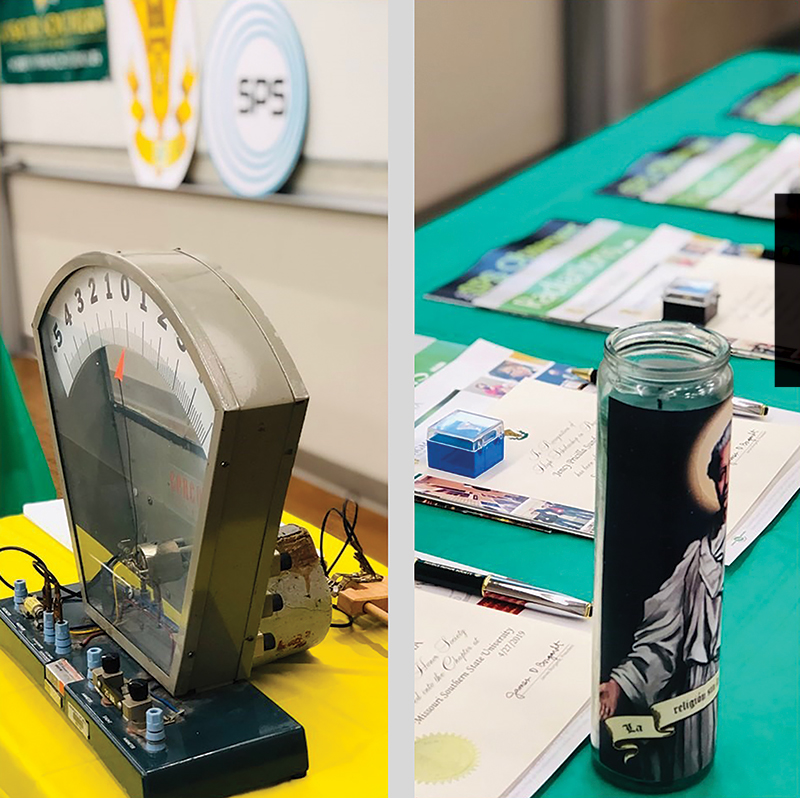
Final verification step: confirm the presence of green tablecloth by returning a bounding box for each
[416,51,800,798]
[0,335,55,516]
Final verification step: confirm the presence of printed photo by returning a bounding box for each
[465,377,515,398]
[489,359,540,382]
[414,475,529,515]
[521,500,594,533]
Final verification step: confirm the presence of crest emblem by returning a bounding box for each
[110,0,200,188]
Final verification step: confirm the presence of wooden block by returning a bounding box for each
[338,578,388,620]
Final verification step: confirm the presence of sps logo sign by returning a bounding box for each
[203,0,308,197]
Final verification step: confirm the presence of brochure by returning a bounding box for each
[600,133,800,219]
[426,219,772,359]
[729,72,800,127]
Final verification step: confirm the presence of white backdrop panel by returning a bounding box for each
[0,0,388,164]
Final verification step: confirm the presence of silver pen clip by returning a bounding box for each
[484,575,592,619]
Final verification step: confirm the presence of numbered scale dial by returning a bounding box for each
[35,251,308,695]
[51,267,215,452]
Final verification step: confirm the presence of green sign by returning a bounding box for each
[0,0,109,84]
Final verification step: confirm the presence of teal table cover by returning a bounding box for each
[0,335,56,516]
[415,51,800,798]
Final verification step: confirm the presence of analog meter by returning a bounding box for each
[0,250,334,796]
[34,250,308,696]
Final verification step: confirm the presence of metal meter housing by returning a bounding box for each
[33,250,308,696]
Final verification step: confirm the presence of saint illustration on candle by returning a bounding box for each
[599,420,731,782]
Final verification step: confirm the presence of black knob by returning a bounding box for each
[102,652,120,674]
[263,633,277,651]
[272,593,284,612]
[279,552,292,571]
[128,679,149,702]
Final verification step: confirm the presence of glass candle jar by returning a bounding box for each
[591,321,733,792]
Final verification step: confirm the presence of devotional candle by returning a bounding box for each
[592,321,733,792]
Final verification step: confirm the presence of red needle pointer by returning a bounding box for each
[114,349,126,382]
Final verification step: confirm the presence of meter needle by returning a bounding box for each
[114,348,141,556]
[114,348,126,381]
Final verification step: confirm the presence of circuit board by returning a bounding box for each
[0,588,308,798]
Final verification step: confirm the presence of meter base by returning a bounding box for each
[0,591,308,798]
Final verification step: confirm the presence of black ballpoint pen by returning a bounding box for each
[414,558,592,619]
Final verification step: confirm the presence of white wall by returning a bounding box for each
[1,0,389,163]
[415,0,565,214]
[0,0,388,508]
[643,0,800,99]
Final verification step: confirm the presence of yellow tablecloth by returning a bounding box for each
[0,512,387,798]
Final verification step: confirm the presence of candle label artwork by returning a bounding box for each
[596,396,731,785]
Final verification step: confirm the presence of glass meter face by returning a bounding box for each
[38,265,215,675]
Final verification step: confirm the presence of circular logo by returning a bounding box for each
[414,733,479,784]
[203,0,308,197]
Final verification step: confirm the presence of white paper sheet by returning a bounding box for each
[414,590,591,798]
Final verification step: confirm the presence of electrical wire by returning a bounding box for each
[318,500,376,579]
[147,679,185,716]
[0,546,50,591]
[330,605,354,629]
[150,692,181,714]
[0,546,81,600]
[79,631,108,648]
[319,500,355,576]
[318,500,382,629]
[70,626,101,636]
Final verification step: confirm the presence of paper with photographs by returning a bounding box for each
[426,218,772,359]
[729,72,800,127]
[414,338,800,564]
[414,339,594,536]
[601,133,800,219]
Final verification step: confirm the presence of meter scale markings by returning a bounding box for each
[45,266,215,456]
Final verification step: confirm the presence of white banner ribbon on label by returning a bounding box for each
[605,671,720,763]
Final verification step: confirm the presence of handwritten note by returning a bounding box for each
[485,380,598,509]
[414,590,591,798]
[727,417,800,531]
[528,420,596,479]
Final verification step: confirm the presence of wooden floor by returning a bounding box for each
[11,357,387,564]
